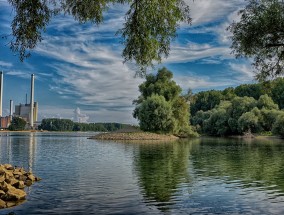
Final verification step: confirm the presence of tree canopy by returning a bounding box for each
[134,67,196,136]
[228,0,284,81]
[6,0,191,76]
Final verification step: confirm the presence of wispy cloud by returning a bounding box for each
[0,61,12,68]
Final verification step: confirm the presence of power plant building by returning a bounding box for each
[14,102,38,123]
[0,72,38,129]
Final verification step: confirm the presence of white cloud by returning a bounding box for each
[166,43,231,64]
[185,0,245,25]
[229,62,255,81]
[0,61,12,68]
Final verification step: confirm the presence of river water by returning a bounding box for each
[0,132,284,215]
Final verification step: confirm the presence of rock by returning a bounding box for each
[2,183,26,201]
[0,181,9,192]
[4,164,14,171]
[27,174,36,182]
[14,181,25,189]
[35,177,42,181]
[6,201,17,208]
[0,199,6,209]
[0,164,41,209]
[25,180,33,186]
[0,175,4,183]
[18,175,27,181]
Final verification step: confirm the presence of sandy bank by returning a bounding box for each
[90,132,179,141]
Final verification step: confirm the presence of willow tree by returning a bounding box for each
[133,67,197,136]
[228,0,284,81]
[6,0,191,76]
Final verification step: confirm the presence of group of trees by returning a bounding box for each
[191,84,284,137]
[133,67,197,137]
[39,118,127,132]
[8,117,26,131]
[191,78,284,115]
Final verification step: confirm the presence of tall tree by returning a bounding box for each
[228,0,284,80]
[6,0,191,76]
[134,67,196,136]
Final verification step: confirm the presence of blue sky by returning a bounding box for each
[0,0,256,124]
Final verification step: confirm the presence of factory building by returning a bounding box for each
[0,72,38,129]
[14,102,38,123]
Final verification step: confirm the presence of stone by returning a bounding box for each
[2,183,26,201]
[13,170,23,177]
[0,199,6,209]
[25,180,33,186]
[9,178,19,186]
[14,181,25,189]
[4,164,14,171]
[0,175,4,183]
[27,174,36,182]
[6,201,17,208]
[0,181,9,192]
[18,175,27,182]
[35,177,42,181]
[0,190,5,197]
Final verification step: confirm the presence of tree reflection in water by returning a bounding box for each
[134,138,284,212]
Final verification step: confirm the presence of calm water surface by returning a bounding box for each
[0,132,284,214]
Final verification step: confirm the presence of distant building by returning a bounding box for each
[14,102,38,124]
[73,107,89,123]
[0,116,11,129]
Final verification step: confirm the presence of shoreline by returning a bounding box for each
[90,132,179,141]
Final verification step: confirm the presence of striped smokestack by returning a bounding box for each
[30,74,35,128]
[0,71,3,117]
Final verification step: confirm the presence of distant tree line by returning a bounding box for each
[190,78,284,138]
[39,118,128,132]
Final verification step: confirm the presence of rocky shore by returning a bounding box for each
[90,132,179,141]
[0,164,41,209]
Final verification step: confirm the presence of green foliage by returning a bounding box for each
[260,109,283,131]
[191,93,284,136]
[272,114,284,138]
[8,117,26,131]
[7,0,191,74]
[203,108,230,136]
[39,118,125,131]
[234,83,263,100]
[137,94,175,133]
[190,90,224,116]
[238,108,262,133]
[257,94,279,110]
[270,78,284,109]
[134,67,196,136]
[228,0,284,80]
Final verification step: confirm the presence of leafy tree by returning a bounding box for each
[228,0,284,80]
[234,83,263,100]
[136,94,175,133]
[203,108,230,136]
[238,107,262,133]
[272,114,284,138]
[9,117,26,131]
[190,90,223,116]
[134,67,196,136]
[6,0,191,75]
[257,94,279,110]
[260,109,283,131]
[270,78,284,109]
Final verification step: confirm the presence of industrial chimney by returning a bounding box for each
[10,100,13,120]
[30,74,35,128]
[0,71,3,117]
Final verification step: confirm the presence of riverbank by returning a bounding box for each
[90,132,179,141]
